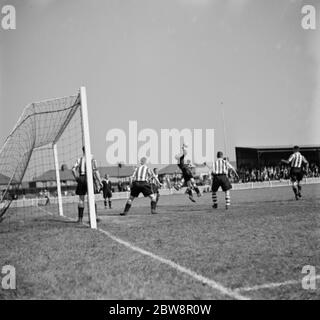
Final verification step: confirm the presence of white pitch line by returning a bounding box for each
[96,227,250,300]
[36,206,250,300]
[235,276,320,293]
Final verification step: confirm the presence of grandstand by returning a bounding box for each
[236,145,320,168]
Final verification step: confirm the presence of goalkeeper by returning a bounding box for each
[174,144,201,202]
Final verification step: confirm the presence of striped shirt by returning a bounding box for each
[73,156,97,175]
[288,152,307,168]
[213,158,234,175]
[150,174,159,185]
[131,165,153,182]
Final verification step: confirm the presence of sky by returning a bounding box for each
[0,0,319,165]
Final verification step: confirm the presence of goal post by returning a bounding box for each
[79,86,97,229]
[0,87,97,229]
[53,143,63,217]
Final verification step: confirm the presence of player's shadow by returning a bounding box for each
[98,213,122,217]
[46,218,77,224]
[41,218,89,228]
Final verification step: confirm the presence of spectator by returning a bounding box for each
[117,180,123,192]
[237,163,319,183]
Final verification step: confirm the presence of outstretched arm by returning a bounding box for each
[231,167,239,179]
[175,148,187,161]
[227,163,239,179]
[282,153,294,165]
[281,159,290,165]
[95,170,103,187]
[302,156,309,165]
[72,159,79,180]
[92,159,103,188]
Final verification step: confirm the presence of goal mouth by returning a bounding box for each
[0,87,97,228]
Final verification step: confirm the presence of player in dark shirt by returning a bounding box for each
[101,174,113,209]
[174,144,201,202]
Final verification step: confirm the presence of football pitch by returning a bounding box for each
[1,184,320,300]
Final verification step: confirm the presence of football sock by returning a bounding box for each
[292,186,298,195]
[194,186,200,195]
[297,185,302,195]
[212,192,217,205]
[95,203,99,220]
[151,200,157,213]
[78,207,84,222]
[109,200,112,208]
[292,186,299,199]
[124,202,131,213]
[225,191,231,207]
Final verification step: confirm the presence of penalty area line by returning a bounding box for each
[97,227,250,300]
[37,205,250,300]
[234,276,320,293]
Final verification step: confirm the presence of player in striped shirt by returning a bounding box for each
[72,147,102,223]
[211,151,239,209]
[174,144,201,202]
[281,146,308,200]
[121,157,162,216]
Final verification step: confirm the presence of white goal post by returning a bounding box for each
[0,86,97,229]
[79,87,97,229]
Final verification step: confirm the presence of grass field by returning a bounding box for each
[1,184,320,300]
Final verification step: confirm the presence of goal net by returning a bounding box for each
[0,87,98,229]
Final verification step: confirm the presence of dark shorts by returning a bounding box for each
[182,168,194,182]
[151,183,159,194]
[130,181,153,198]
[290,167,304,182]
[76,175,87,196]
[212,174,232,192]
[76,175,100,195]
[103,190,112,198]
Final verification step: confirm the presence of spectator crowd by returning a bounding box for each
[236,163,320,183]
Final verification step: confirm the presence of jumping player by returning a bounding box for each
[174,144,201,202]
[72,147,102,223]
[101,174,112,209]
[150,168,161,206]
[281,145,308,200]
[121,157,162,216]
[212,151,239,209]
